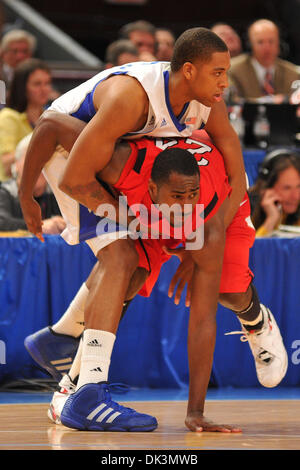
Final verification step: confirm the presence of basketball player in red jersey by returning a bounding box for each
[20,113,287,433]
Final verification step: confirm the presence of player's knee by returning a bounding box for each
[219,291,249,311]
[97,238,139,273]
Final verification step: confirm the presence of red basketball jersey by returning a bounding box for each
[114,135,231,240]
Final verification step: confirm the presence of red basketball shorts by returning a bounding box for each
[134,193,256,297]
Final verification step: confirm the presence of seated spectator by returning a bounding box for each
[211,23,242,58]
[228,19,300,104]
[104,39,139,68]
[249,149,300,236]
[0,133,65,234]
[155,28,175,61]
[0,58,53,181]
[0,29,36,94]
[119,20,157,61]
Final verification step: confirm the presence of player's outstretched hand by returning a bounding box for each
[20,197,44,242]
[162,246,194,307]
[185,411,242,433]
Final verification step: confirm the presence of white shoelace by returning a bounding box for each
[224,330,249,342]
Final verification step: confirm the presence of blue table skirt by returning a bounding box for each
[243,148,266,187]
[0,234,299,389]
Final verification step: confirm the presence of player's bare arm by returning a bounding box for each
[19,111,87,240]
[205,100,247,228]
[185,199,241,433]
[19,108,136,239]
[58,76,149,215]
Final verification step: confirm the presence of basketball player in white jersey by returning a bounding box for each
[21,27,246,239]
[19,28,252,432]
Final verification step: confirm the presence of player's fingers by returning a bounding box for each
[185,419,203,433]
[202,423,242,433]
[174,279,187,305]
[168,272,180,298]
[36,232,45,242]
[27,220,44,242]
[185,284,192,308]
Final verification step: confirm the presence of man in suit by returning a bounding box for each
[228,19,300,103]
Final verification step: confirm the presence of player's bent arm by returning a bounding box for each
[19,112,87,238]
[205,100,247,228]
[58,77,149,215]
[19,110,134,238]
[19,111,86,202]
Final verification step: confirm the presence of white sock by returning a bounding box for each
[76,329,116,390]
[52,283,88,338]
[68,338,83,383]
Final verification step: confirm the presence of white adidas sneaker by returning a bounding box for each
[47,374,76,424]
[226,305,288,388]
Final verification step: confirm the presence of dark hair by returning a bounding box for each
[7,58,51,112]
[171,27,228,72]
[151,147,199,186]
[249,153,300,229]
[105,39,139,65]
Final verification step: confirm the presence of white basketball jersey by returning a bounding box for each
[48,61,211,138]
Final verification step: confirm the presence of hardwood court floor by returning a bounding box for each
[0,399,300,450]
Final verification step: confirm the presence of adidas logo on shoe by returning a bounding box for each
[91,367,102,373]
[60,383,158,431]
[24,326,80,382]
[87,339,102,347]
[50,357,73,376]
